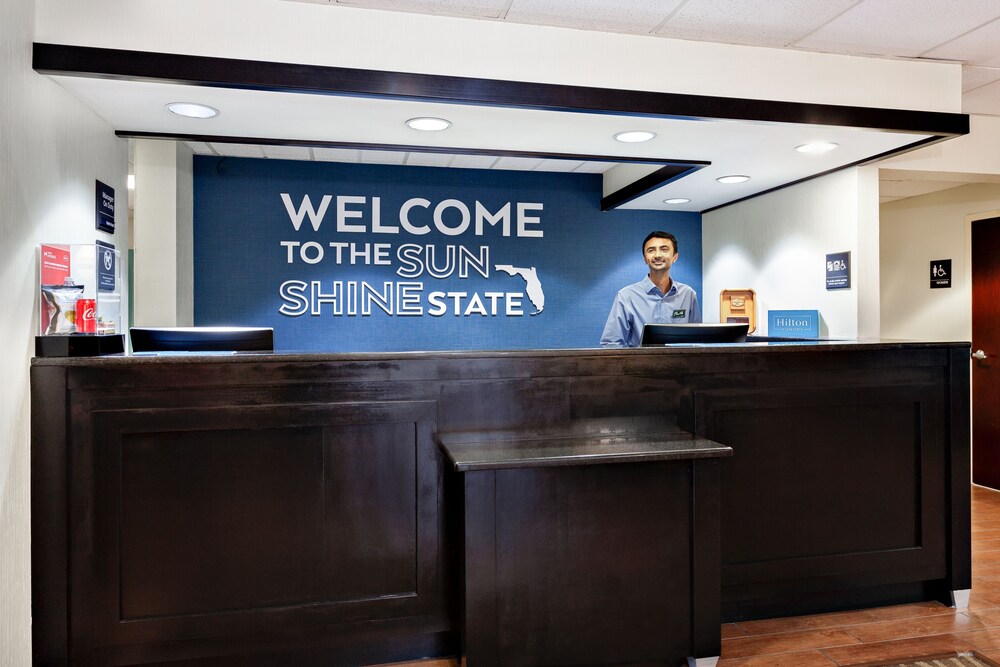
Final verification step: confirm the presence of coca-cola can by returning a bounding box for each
[76,298,96,334]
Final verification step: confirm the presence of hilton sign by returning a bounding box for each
[768,310,820,339]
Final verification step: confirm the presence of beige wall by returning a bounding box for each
[133,140,193,326]
[880,183,1000,342]
[0,0,127,661]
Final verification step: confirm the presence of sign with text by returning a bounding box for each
[768,310,820,339]
[930,259,951,289]
[95,180,115,234]
[193,157,703,352]
[96,240,116,292]
[826,251,850,290]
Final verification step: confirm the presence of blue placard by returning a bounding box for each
[193,156,703,352]
[825,251,850,290]
[768,310,819,339]
[96,241,116,292]
[96,180,115,233]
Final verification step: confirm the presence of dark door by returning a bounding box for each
[972,216,1000,489]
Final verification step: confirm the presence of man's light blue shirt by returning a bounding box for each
[600,276,702,347]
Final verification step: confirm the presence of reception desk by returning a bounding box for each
[31,341,971,665]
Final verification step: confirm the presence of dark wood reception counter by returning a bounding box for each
[31,340,971,666]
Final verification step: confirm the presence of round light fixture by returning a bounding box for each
[663,198,690,204]
[406,117,452,131]
[614,131,656,143]
[716,175,751,184]
[165,102,219,119]
[795,141,839,154]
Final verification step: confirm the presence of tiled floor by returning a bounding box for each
[380,484,1000,667]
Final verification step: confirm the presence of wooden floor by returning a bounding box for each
[379,484,1000,667]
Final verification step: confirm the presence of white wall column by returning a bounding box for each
[133,139,193,326]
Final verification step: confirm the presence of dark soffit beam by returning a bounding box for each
[116,131,713,169]
[600,164,707,211]
[34,43,970,137]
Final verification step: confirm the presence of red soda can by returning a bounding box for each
[76,298,96,333]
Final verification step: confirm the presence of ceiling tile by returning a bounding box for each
[572,162,616,174]
[359,149,407,164]
[961,78,1000,115]
[494,156,545,170]
[333,0,509,19]
[962,66,1000,93]
[311,147,361,162]
[450,155,501,169]
[212,143,265,158]
[657,0,858,48]
[923,16,1000,67]
[405,152,455,167]
[794,0,1000,58]
[264,145,313,161]
[186,141,216,155]
[879,178,963,198]
[505,0,682,34]
[534,158,584,172]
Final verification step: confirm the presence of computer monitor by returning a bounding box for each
[640,322,749,346]
[130,327,274,353]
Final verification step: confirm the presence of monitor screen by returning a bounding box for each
[640,323,749,346]
[130,327,274,353]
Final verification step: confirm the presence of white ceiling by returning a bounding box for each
[92,0,1000,211]
[285,0,1000,204]
[291,0,1000,115]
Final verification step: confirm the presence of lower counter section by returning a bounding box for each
[30,341,971,665]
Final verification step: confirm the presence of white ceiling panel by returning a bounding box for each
[505,0,681,34]
[493,156,545,170]
[572,161,617,174]
[263,145,313,161]
[960,79,1000,115]
[52,73,933,211]
[795,0,1000,57]
[657,0,859,48]
[534,158,585,172]
[360,149,407,164]
[331,0,509,18]
[879,178,963,199]
[211,143,265,158]
[186,141,216,155]
[962,66,1000,93]
[450,155,501,169]
[923,17,1000,68]
[311,147,361,162]
[404,152,456,167]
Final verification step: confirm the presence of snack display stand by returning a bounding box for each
[36,243,125,357]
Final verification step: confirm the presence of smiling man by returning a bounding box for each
[600,230,702,347]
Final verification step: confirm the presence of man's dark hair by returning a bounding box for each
[642,231,678,254]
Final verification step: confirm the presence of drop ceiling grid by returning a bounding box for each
[652,0,861,48]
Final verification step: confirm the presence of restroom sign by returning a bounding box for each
[930,259,951,289]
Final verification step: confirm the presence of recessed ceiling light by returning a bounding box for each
[716,175,751,184]
[165,102,219,119]
[614,131,656,143]
[663,198,690,204]
[796,142,839,154]
[406,117,451,131]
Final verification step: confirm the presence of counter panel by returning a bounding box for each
[31,342,970,664]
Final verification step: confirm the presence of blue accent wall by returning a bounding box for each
[193,156,701,352]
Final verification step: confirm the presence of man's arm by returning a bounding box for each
[600,294,630,347]
[690,293,702,323]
